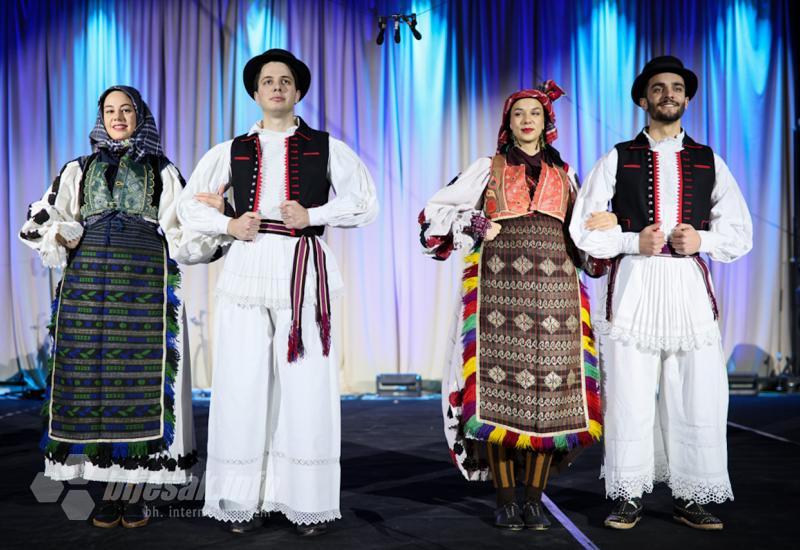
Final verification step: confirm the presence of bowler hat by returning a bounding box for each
[631,55,697,105]
[243,49,311,100]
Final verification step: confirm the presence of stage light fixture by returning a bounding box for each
[393,16,401,43]
[376,13,422,45]
[376,16,386,45]
[404,14,422,40]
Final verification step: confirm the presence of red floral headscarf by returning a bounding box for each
[496,80,566,153]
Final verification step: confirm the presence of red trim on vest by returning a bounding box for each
[253,137,263,212]
[652,151,661,224]
[303,151,320,156]
[694,164,712,169]
[233,156,250,161]
[295,130,311,141]
[623,164,640,168]
[284,138,290,201]
[675,151,684,223]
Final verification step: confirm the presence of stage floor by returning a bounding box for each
[1,394,798,549]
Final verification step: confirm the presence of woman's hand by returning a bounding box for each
[584,211,617,231]
[484,221,502,242]
[194,184,227,214]
[55,233,80,249]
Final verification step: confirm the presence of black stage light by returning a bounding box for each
[405,14,422,40]
[376,16,386,45]
[393,16,401,43]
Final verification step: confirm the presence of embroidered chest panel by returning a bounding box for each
[484,155,570,223]
[80,156,158,219]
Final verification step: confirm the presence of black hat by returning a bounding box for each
[243,49,311,100]
[631,55,698,105]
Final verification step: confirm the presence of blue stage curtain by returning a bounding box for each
[1,0,793,391]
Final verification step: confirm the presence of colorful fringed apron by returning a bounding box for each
[455,213,601,458]
[41,211,181,465]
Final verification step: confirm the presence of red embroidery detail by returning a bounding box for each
[303,151,320,156]
[295,130,311,141]
[694,164,712,169]
[253,138,263,212]
[233,156,250,161]
[622,164,641,168]
[652,152,661,224]
[284,138,291,201]
[676,151,684,223]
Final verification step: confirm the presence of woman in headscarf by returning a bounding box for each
[20,86,218,528]
[419,82,616,531]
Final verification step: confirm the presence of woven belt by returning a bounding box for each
[258,219,331,362]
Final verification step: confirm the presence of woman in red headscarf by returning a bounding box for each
[420,82,616,530]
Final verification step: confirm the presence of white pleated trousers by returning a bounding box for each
[601,336,734,504]
[203,298,341,525]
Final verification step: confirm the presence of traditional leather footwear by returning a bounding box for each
[522,500,551,530]
[673,498,723,530]
[295,522,329,537]
[121,500,149,528]
[92,501,123,528]
[604,497,643,529]
[494,502,524,530]
[228,516,263,534]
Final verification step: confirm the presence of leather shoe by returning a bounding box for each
[494,502,524,530]
[228,516,263,534]
[92,501,123,528]
[296,522,329,537]
[673,498,723,530]
[121,501,149,528]
[522,500,551,530]
[604,497,643,529]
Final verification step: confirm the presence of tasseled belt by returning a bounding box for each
[258,219,331,363]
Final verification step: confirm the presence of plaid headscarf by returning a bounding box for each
[496,80,566,153]
[89,85,163,161]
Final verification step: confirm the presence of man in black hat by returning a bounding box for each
[569,55,752,531]
[178,49,378,536]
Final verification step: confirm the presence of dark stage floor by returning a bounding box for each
[1,393,798,549]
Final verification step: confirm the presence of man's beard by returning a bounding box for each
[647,99,685,122]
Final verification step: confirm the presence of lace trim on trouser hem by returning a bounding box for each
[203,503,341,525]
[206,451,340,466]
[593,319,720,353]
[263,501,341,525]
[601,464,734,504]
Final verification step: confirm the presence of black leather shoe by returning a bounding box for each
[295,522,329,537]
[604,497,643,529]
[121,501,149,528]
[228,516,263,534]
[673,498,723,530]
[522,500,551,530]
[494,502,524,530]
[92,501,123,528]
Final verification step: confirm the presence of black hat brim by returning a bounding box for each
[631,67,698,105]
[243,49,311,101]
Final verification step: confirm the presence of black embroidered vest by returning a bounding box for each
[612,131,715,233]
[229,117,330,237]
